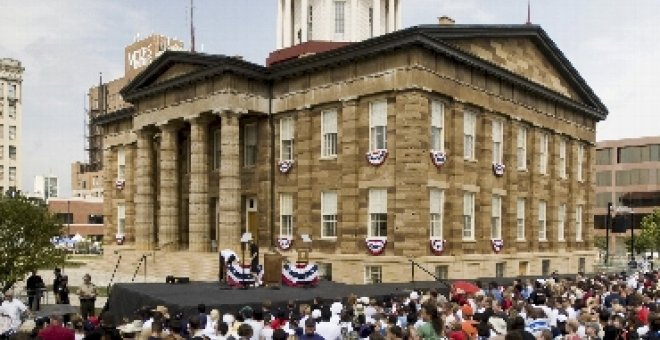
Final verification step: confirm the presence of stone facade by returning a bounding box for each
[97,24,607,283]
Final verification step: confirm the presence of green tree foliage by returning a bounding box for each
[593,236,607,252]
[639,209,660,254]
[0,195,65,292]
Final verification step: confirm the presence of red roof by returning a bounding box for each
[267,41,351,66]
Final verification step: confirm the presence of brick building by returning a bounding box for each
[48,198,104,238]
[96,19,607,282]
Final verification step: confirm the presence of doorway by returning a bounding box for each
[246,197,258,244]
[518,261,529,276]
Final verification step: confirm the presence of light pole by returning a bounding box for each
[67,200,71,237]
[605,202,612,266]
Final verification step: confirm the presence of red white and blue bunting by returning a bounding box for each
[491,239,504,253]
[365,238,387,256]
[278,160,295,174]
[430,239,447,255]
[282,263,319,287]
[115,179,125,190]
[429,150,447,169]
[277,237,293,251]
[226,263,264,287]
[365,149,388,167]
[492,163,506,177]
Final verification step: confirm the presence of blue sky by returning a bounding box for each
[1,0,659,196]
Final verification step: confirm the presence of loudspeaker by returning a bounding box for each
[612,215,628,233]
[166,275,190,284]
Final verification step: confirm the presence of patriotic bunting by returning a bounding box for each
[282,263,319,287]
[365,238,387,256]
[277,237,293,251]
[365,149,388,167]
[278,160,295,174]
[492,163,506,177]
[429,150,447,169]
[226,262,263,287]
[115,179,125,190]
[430,239,447,255]
[491,239,504,253]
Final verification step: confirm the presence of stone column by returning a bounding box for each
[135,128,156,250]
[387,0,395,33]
[372,0,381,37]
[276,0,283,49]
[102,147,114,243]
[301,0,308,43]
[283,0,292,48]
[189,116,211,252]
[218,112,242,251]
[159,122,180,250]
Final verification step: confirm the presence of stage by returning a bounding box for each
[107,280,447,322]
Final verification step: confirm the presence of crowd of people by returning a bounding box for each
[2,269,660,340]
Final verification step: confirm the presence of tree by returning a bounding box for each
[0,195,65,292]
[639,209,660,255]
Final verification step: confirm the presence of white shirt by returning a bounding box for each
[260,326,274,340]
[1,299,27,330]
[316,321,342,340]
[243,319,263,340]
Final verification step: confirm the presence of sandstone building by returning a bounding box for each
[97,20,608,282]
[0,58,24,195]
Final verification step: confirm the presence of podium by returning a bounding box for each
[263,252,283,288]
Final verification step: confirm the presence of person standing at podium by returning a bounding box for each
[249,243,261,286]
[26,271,44,311]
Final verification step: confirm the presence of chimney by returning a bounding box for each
[438,16,455,25]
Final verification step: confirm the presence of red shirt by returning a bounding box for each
[38,325,75,340]
[448,330,467,340]
[638,306,650,325]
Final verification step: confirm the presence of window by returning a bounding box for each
[495,263,505,278]
[435,265,448,280]
[307,5,313,40]
[596,148,612,165]
[576,205,583,241]
[539,133,549,174]
[463,192,475,240]
[280,193,293,237]
[213,128,221,170]
[8,126,15,140]
[8,146,16,160]
[430,100,444,151]
[541,259,551,276]
[370,101,387,150]
[578,258,586,273]
[463,111,476,160]
[596,171,612,186]
[0,146,3,160]
[492,120,503,164]
[321,191,337,238]
[429,188,444,239]
[117,203,125,235]
[0,125,3,139]
[0,166,3,180]
[364,265,382,284]
[117,147,126,180]
[516,198,525,240]
[321,109,338,157]
[559,139,567,179]
[280,117,294,161]
[317,263,332,281]
[368,7,374,37]
[491,195,502,239]
[8,105,15,119]
[7,84,15,99]
[244,124,257,166]
[538,200,547,241]
[577,144,584,182]
[334,1,345,34]
[368,188,388,237]
[56,213,74,225]
[517,127,527,170]
[88,214,104,224]
[596,193,612,208]
[558,204,566,241]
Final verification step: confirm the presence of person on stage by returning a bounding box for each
[1,290,27,333]
[53,268,63,304]
[249,243,261,287]
[26,270,45,311]
[77,274,97,319]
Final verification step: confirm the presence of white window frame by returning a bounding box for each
[321,109,338,157]
[369,101,388,150]
[492,120,503,164]
[517,127,527,170]
[280,117,294,161]
[558,203,566,241]
[539,133,549,175]
[516,198,525,240]
[280,193,294,237]
[576,205,583,241]
[364,265,382,284]
[244,124,257,166]
[559,139,567,179]
[463,192,475,240]
[368,188,388,237]
[117,147,126,180]
[117,203,126,235]
[429,188,444,239]
[538,200,547,241]
[321,191,338,238]
[334,1,345,35]
[8,126,15,140]
[577,144,584,182]
[463,111,476,160]
[8,166,16,181]
[491,194,502,239]
[430,100,444,152]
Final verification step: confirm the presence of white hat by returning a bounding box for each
[311,309,322,319]
[222,313,235,325]
[359,297,370,304]
[410,291,419,300]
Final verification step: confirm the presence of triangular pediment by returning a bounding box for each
[153,63,204,85]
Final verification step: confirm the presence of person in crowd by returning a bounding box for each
[237,323,253,340]
[299,318,323,340]
[58,275,70,305]
[53,268,63,304]
[84,311,122,340]
[26,270,45,311]
[1,290,27,332]
[78,274,97,319]
[316,306,341,340]
[249,243,261,287]
[38,314,74,340]
[415,303,444,339]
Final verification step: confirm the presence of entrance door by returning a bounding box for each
[246,198,258,244]
[519,261,529,276]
